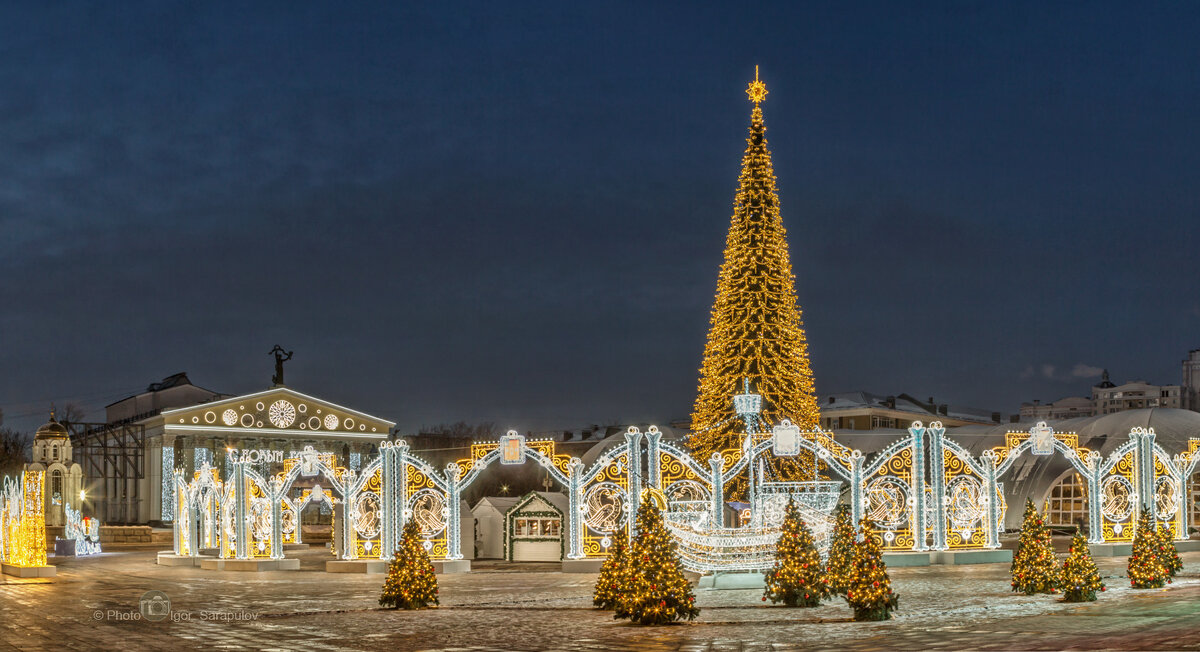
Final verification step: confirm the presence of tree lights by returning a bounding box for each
[762,500,827,607]
[689,69,821,491]
[592,529,630,610]
[845,519,899,621]
[1059,531,1103,602]
[379,520,439,609]
[614,496,699,625]
[824,504,856,596]
[1152,521,1183,578]
[1127,511,1169,588]
[1010,500,1060,595]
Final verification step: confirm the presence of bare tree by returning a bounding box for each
[418,421,501,439]
[56,403,87,425]
[0,428,30,476]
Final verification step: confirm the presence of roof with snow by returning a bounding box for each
[822,391,996,423]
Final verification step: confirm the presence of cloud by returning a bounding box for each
[1041,364,1056,379]
[1071,364,1104,379]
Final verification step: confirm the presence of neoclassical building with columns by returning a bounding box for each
[81,374,394,524]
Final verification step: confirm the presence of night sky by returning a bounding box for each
[3,2,1198,435]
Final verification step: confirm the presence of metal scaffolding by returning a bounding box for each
[67,419,147,524]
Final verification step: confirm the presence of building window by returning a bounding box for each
[1044,473,1088,527]
[871,415,895,429]
[514,517,560,537]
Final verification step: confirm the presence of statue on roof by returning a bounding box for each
[269,345,294,386]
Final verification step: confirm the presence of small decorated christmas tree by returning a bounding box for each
[1011,499,1060,595]
[1153,523,1183,577]
[615,496,700,625]
[1128,510,1169,589]
[1059,531,1104,602]
[763,500,827,607]
[379,520,439,610]
[845,519,899,621]
[593,529,630,610]
[825,504,856,596]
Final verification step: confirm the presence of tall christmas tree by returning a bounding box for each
[688,67,822,490]
[1128,510,1169,589]
[1010,499,1060,595]
[615,496,700,625]
[379,520,439,610]
[845,520,899,621]
[763,500,827,607]
[593,529,630,610]
[1059,531,1104,602]
[825,504,856,596]
[1152,523,1183,577]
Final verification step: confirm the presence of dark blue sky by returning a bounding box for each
[2,2,1198,434]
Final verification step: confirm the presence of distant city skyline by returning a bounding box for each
[3,3,1199,436]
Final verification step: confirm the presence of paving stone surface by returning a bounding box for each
[1,548,1199,650]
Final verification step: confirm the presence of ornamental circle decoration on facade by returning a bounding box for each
[946,476,984,529]
[343,418,355,430]
[408,489,447,537]
[268,400,296,428]
[1101,475,1134,522]
[582,482,625,533]
[1154,476,1179,520]
[222,409,238,426]
[354,492,382,539]
[324,414,339,430]
[865,476,909,531]
[204,411,216,424]
[308,416,322,430]
[240,413,255,428]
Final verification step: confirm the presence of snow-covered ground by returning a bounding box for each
[2,549,1197,650]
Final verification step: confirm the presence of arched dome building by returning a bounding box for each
[27,414,84,527]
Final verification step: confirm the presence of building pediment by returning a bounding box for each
[161,387,394,440]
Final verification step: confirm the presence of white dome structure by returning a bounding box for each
[27,413,84,527]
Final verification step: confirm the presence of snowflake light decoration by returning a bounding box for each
[268,400,296,428]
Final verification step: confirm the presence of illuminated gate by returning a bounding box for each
[169,404,1200,569]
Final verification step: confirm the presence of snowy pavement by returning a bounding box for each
[1,548,1198,650]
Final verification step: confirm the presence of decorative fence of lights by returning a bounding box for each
[171,389,1200,573]
[0,470,48,568]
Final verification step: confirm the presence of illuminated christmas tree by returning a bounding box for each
[379,520,439,610]
[688,67,821,490]
[1128,511,1169,589]
[615,496,700,625]
[824,504,856,596]
[763,500,827,607]
[593,529,630,610]
[1152,524,1183,577]
[1059,531,1104,602]
[1010,499,1060,595]
[845,519,899,621]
